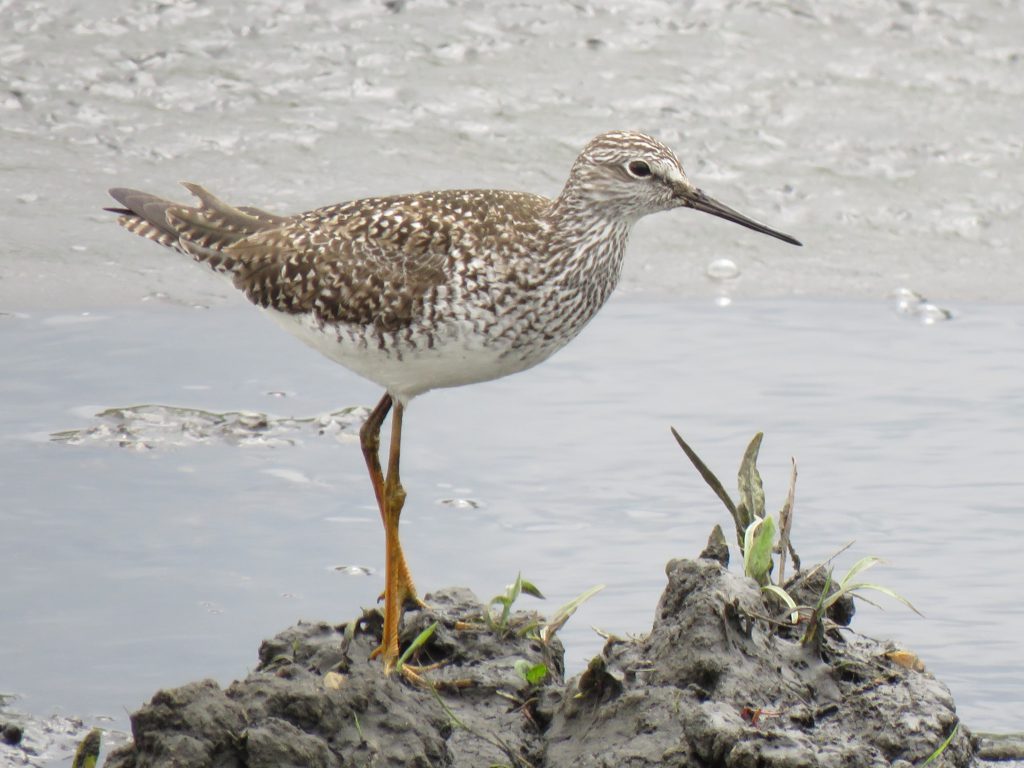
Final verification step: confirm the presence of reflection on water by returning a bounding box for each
[1,297,1022,746]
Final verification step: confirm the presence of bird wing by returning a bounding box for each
[224,190,549,331]
[109,184,549,332]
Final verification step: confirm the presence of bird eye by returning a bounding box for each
[627,160,652,178]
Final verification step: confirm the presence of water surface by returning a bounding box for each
[2,0,1023,761]
[2,298,1021,741]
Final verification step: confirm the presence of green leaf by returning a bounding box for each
[514,659,549,686]
[743,515,776,586]
[541,584,605,645]
[501,574,530,629]
[737,432,765,530]
[396,621,437,672]
[813,568,834,614]
[525,663,549,685]
[670,428,742,542]
[519,579,545,600]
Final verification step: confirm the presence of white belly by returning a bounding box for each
[266,309,556,403]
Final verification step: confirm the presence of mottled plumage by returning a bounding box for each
[108,131,798,401]
[108,131,800,675]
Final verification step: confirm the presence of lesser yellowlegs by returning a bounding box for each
[107,130,801,673]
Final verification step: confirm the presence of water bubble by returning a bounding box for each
[918,303,954,324]
[891,288,953,324]
[893,287,925,315]
[706,258,740,281]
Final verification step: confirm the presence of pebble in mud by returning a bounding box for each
[2,723,23,745]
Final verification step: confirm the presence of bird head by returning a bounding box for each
[562,130,801,246]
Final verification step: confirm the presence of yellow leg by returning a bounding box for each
[360,394,422,611]
[362,397,423,672]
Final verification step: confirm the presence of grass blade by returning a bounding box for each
[841,582,923,617]
[838,556,883,588]
[670,427,742,543]
[396,621,438,672]
[919,723,958,766]
[776,457,798,585]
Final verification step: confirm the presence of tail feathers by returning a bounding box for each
[107,188,182,251]
[107,183,289,271]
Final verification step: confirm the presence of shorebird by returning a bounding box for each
[106,130,801,675]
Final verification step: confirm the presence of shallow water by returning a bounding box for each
[1,298,1022,746]
[2,0,1023,761]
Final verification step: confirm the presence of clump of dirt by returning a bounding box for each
[104,552,976,767]
[546,557,971,767]
[104,587,558,767]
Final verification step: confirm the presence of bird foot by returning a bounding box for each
[369,644,445,686]
[393,660,446,688]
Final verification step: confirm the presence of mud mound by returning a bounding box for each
[104,557,975,767]
[547,557,971,767]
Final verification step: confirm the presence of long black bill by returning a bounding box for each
[685,188,802,246]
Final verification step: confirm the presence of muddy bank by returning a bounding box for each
[98,545,987,768]
[0,702,125,768]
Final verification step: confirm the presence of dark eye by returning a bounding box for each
[627,160,652,178]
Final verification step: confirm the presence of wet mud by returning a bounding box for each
[100,550,982,767]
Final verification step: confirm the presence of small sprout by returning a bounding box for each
[514,659,549,686]
[540,584,605,645]
[486,574,544,638]
[674,429,921,652]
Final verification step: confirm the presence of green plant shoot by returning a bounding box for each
[743,515,776,586]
